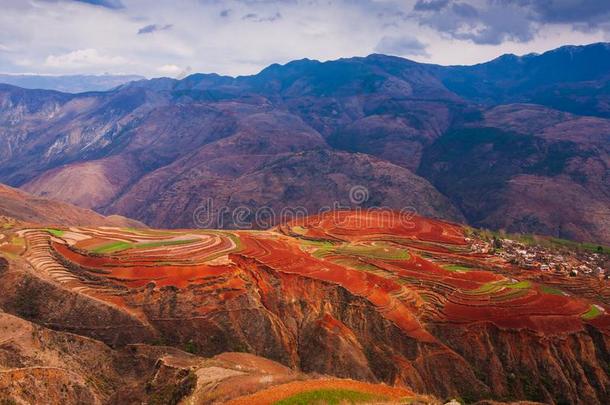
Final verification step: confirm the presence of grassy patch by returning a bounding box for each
[291,226,307,235]
[330,257,381,272]
[465,279,531,296]
[491,287,529,301]
[299,240,336,258]
[539,284,565,296]
[274,389,385,405]
[92,238,202,254]
[443,264,471,272]
[505,280,531,289]
[582,305,603,320]
[301,240,411,261]
[184,340,198,354]
[549,238,610,255]
[135,239,198,249]
[465,282,503,295]
[224,232,243,251]
[480,229,610,255]
[45,228,65,237]
[10,236,25,246]
[335,243,410,260]
[92,241,133,254]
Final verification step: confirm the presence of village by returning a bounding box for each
[469,234,609,279]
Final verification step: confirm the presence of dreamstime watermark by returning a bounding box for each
[348,185,369,205]
[192,185,417,230]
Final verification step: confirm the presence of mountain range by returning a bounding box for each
[0,42,609,244]
[0,74,145,93]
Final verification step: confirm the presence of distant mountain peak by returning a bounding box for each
[0,73,145,93]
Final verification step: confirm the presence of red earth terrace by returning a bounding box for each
[0,210,608,403]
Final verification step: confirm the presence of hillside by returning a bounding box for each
[0,44,608,244]
[0,302,426,404]
[0,183,143,227]
[436,43,610,118]
[0,210,607,403]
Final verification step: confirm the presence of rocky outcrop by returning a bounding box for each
[431,323,610,404]
[0,303,422,404]
[0,267,156,346]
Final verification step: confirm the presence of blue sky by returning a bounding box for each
[1,0,609,77]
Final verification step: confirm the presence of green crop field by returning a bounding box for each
[505,280,531,289]
[291,226,307,234]
[465,280,531,296]
[582,305,603,320]
[45,228,65,237]
[299,240,336,258]
[491,286,530,301]
[335,243,410,260]
[301,240,410,261]
[274,389,385,405]
[135,239,198,249]
[330,257,381,272]
[91,238,199,254]
[92,241,133,254]
[539,285,565,296]
[443,264,471,272]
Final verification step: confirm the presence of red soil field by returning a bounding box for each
[19,211,609,342]
[7,210,609,405]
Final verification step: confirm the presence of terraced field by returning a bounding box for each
[4,210,609,403]
[13,211,609,335]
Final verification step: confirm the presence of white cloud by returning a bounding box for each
[156,64,182,76]
[14,57,34,67]
[44,49,127,70]
[375,35,429,57]
[0,0,607,77]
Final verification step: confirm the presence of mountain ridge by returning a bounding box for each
[1,42,609,244]
[0,182,144,228]
[0,73,145,93]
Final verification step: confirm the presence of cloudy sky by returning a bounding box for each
[1,0,609,78]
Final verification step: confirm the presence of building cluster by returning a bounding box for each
[466,233,608,278]
[494,238,608,278]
